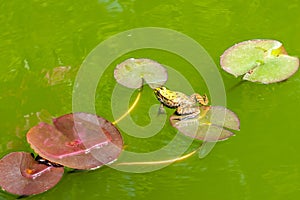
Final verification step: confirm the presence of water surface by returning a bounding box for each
[0,0,300,199]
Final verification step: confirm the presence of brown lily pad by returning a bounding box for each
[0,152,64,196]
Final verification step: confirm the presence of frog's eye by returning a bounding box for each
[154,87,161,92]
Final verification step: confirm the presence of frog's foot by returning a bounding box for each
[201,94,209,105]
[157,104,166,115]
[192,93,209,105]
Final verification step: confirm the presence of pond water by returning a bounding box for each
[1,0,300,199]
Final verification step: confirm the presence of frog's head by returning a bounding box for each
[154,86,168,98]
[154,87,176,102]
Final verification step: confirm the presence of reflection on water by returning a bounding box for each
[44,66,72,86]
[263,165,300,198]
[98,0,124,13]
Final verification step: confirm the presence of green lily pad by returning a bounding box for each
[114,58,168,89]
[220,39,299,83]
[243,55,299,83]
[170,106,240,141]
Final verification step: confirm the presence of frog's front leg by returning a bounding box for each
[191,93,209,105]
[158,103,166,115]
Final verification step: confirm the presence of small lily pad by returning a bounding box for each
[220,39,299,83]
[0,152,64,196]
[201,106,240,131]
[170,106,240,141]
[27,113,123,170]
[114,58,168,89]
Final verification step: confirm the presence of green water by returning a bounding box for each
[1,0,300,199]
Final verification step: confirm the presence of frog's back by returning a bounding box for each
[166,91,191,107]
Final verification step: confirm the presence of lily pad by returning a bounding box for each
[243,55,299,83]
[170,106,240,141]
[114,58,168,89]
[220,39,299,83]
[0,152,64,196]
[27,113,123,170]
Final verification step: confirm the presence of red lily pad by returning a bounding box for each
[0,152,64,196]
[114,58,168,89]
[170,106,240,141]
[26,113,123,170]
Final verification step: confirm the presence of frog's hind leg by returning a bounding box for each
[199,106,211,118]
[191,93,209,105]
[170,112,200,121]
[172,109,200,121]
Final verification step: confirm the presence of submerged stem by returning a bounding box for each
[115,146,201,166]
[112,85,143,125]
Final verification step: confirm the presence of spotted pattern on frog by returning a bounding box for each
[154,86,209,120]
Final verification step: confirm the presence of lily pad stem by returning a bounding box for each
[112,84,144,125]
[114,146,202,166]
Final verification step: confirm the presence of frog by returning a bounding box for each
[154,86,209,120]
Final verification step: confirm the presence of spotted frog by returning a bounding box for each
[154,87,209,120]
